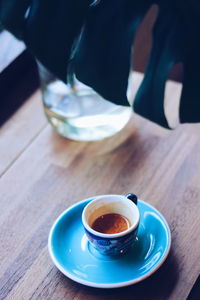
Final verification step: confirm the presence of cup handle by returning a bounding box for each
[125,193,138,205]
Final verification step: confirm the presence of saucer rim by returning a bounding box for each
[48,195,171,289]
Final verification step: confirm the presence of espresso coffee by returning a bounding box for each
[91,213,131,234]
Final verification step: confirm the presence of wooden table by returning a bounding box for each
[0,74,199,299]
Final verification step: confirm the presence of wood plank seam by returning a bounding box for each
[0,122,47,178]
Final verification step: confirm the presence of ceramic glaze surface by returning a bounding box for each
[82,195,140,255]
[48,198,171,288]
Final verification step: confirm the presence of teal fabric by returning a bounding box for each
[24,0,89,82]
[0,0,30,38]
[134,2,184,128]
[0,0,200,128]
[74,0,151,107]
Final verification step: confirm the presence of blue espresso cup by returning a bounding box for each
[82,194,140,256]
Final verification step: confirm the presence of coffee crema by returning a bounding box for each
[91,213,131,234]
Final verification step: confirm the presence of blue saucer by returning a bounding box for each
[48,198,171,288]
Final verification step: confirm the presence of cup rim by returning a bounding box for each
[82,194,140,238]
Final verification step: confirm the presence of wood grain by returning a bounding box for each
[0,74,200,300]
[0,90,46,176]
